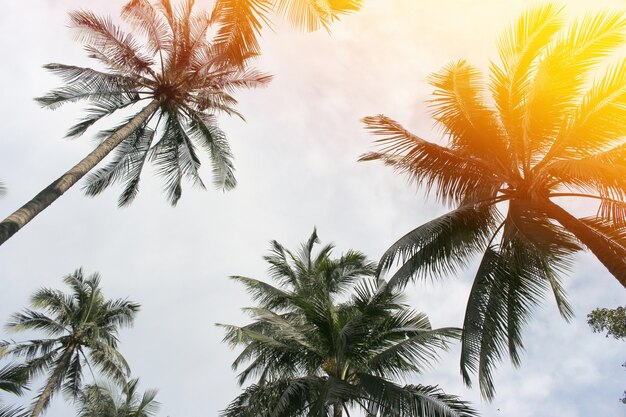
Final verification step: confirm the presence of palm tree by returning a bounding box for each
[0,0,271,246]
[360,4,626,400]
[220,230,477,417]
[212,0,363,64]
[76,379,159,417]
[3,269,140,417]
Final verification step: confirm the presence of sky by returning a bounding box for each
[0,1,625,416]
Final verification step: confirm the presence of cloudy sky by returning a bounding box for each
[1,0,625,416]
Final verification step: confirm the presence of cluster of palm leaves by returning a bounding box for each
[220,230,477,417]
[361,3,626,400]
[1,0,626,415]
[0,270,157,417]
[0,0,363,245]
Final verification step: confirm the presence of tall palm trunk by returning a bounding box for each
[0,100,160,246]
[30,345,75,417]
[543,198,626,289]
[333,400,343,417]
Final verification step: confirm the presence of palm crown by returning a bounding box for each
[220,230,477,417]
[2,270,139,417]
[76,378,159,417]
[361,4,626,400]
[0,0,273,245]
[37,0,271,206]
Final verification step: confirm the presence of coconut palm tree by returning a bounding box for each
[0,0,271,246]
[360,4,626,400]
[212,0,363,65]
[220,230,477,417]
[3,269,140,417]
[76,379,159,417]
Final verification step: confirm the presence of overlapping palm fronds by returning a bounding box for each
[220,230,477,417]
[362,4,626,400]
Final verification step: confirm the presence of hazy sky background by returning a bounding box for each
[1,1,625,416]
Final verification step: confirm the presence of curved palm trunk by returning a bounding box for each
[31,346,75,417]
[544,199,626,289]
[0,100,160,246]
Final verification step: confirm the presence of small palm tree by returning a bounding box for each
[220,230,477,417]
[76,378,159,417]
[212,0,363,64]
[3,269,140,417]
[0,0,271,246]
[361,4,626,399]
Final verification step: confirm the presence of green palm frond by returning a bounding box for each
[0,364,29,396]
[381,203,501,287]
[359,374,477,417]
[76,378,160,417]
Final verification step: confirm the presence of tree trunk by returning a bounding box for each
[543,198,626,290]
[30,346,75,417]
[333,400,343,417]
[0,100,160,246]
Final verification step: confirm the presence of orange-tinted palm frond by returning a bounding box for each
[274,0,361,32]
[275,0,332,32]
[490,3,564,165]
[212,0,273,66]
[122,0,172,58]
[538,60,626,167]
[69,10,155,76]
[524,11,626,158]
[360,115,504,205]
[428,60,510,175]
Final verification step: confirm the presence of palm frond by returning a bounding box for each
[359,374,478,417]
[188,112,237,190]
[540,59,626,165]
[381,202,501,287]
[83,120,154,199]
[69,10,155,75]
[428,60,509,169]
[122,0,172,58]
[360,115,503,205]
[524,10,626,157]
[211,0,272,66]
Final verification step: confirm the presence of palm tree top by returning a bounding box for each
[36,0,272,206]
[76,378,159,417]
[3,270,139,417]
[221,230,477,417]
[361,3,626,400]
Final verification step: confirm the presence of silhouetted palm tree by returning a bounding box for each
[3,269,139,417]
[76,379,159,417]
[361,4,626,400]
[0,0,270,246]
[221,230,477,417]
